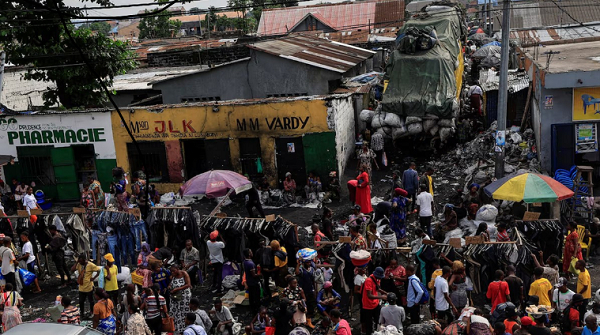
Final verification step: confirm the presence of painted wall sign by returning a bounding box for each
[573,87,600,121]
[0,112,116,159]
[235,117,310,131]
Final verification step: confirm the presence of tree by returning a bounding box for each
[79,21,112,36]
[138,9,182,39]
[205,7,219,31]
[189,7,201,15]
[0,0,137,109]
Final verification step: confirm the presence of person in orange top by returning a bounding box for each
[503,309,520,334]
[487,270,510,314]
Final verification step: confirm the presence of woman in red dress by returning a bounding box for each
[355,164,373,214]
[563,220,583,273]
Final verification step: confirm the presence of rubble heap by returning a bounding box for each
[428,122,540,198]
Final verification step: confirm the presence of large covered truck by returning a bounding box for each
[368,4,466,144]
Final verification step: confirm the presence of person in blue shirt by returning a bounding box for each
[402,163,419,212]
[584,315,600,335]
[151,263,171,310]
[406,264,424,325]
[317,281,341,318]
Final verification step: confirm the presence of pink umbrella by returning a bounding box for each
[179,170,253,198]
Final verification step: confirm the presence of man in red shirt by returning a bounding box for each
[486,270,510,314]
[362,267,388,335]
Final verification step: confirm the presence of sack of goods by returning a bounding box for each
[296,248,318,261]
[350,250,372,267]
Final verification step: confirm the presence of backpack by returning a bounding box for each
[490,302,516,325]
[410,278,430,304]
[561,305,575,332]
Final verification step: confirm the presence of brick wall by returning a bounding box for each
[147,45,251,67]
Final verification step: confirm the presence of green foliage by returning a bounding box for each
[0,0,138,109]
[79,21,112,36]
[138,10,182,39]
[189,7,201,15]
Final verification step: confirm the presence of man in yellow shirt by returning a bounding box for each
[70,254,100,317]
[529,267,553,307]
[270,240,287,287]
[577,259,592,322]
[103,253,119,305]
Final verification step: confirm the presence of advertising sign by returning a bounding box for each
[573,87,600,121]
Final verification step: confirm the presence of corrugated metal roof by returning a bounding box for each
[510,24,600,46]
[248,35,375,73]
[493,0,600,30]
[257,0,404,36]
[111,66,208,91]
[319,27,398,44]
[479,68,530,92]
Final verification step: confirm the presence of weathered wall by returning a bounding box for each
[154,51,346,103]
[154,60,252,104]
[536,86,572,171]
[329,96,356,176]
[110,97,347,192]
[1,68,54,110]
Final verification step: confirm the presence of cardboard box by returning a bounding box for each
[465,235,484,245]
[423,239,437,246]
[338,236,352,243]
[265,214,276,222]
[73,207,86,214]
[522,211,541,221]
[30,209,42,215]
[449,238,462,248]
[17,210,29,217]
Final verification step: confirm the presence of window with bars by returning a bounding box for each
[126,142,170,182]
[16,146,55,186]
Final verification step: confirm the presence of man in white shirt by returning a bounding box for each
[435,266,457,324]
[22,187,38,215]
[416,185,434,236]
[210,298,234,335]
[18,231,42,293]
[206,230,225,293]
[553,277,575,314]
[467,81,483,115]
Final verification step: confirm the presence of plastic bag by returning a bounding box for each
[98,268,105,288]
[569,257,580,275]
[18,268,36,287]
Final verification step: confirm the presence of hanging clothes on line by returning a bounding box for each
[146,208,200,251]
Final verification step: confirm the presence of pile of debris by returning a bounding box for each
[427,122,540,199]
[360,105,458,142]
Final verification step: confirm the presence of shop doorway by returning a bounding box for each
[552,123,575,173]
[182,139,232,179]
[50,147,80,200]
[275,137,305,187]
[72,144,98,186]
[239,138,262,180]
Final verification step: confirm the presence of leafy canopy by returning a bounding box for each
[0,0,137,109]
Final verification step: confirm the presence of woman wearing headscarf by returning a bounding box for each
[390,188,409,244]
[136,243,154,288]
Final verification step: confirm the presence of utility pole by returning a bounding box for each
[495,0,511,179]
[0,51,5,97]
[208,9,211,39]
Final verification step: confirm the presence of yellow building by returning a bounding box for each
[111,95,355,192]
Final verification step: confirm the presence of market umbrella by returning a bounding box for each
[484,172,574,203]
[179,170,252,198]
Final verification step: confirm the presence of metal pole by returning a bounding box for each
[0,51,5,97]
[495,0,511,179]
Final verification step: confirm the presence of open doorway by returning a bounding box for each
[239,138,262,180]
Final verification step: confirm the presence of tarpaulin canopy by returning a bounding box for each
[382,7,465,118]
[484,172,574,203]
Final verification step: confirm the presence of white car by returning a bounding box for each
[4,323,103,335]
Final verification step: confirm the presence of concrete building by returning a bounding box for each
[522,40,600,176]
[110,95,356,193]
[151,35,375,104]
[0,111,117,201]
[0,67,55,111]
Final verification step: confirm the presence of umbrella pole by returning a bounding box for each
[209,188,234,216]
